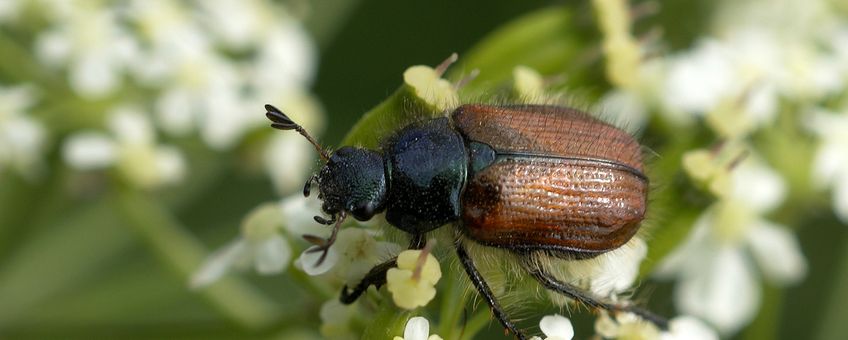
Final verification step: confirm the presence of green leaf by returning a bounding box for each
[454,6,586,93]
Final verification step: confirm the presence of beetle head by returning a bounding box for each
[314,146,388,221]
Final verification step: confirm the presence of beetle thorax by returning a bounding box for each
[316,146,388,221]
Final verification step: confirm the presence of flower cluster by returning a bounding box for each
[2,0,321,190]
[593,0,847,336]
[0,85,45,179]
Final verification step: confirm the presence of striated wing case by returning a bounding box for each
[452,104,647,256]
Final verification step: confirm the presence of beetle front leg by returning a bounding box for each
[522,261,669,330]
[340,257,397,304]
[340,233,426,304]
[456,239,527,340]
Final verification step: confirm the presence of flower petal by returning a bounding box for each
[746,221,807,284]
[279,193,327,237]
[660,316,718,340]
[730,160,786,213]
[654,215,712,278]
[190,237,248,288]
[676,244,759,334]
[404,316,430,340]
[539,314,574,340]
[834,174,848,224]
[297,245,338,276]
[62,132,117,169]
[591,237,647,296]
[594,313,619,338]
[252,234,292,274]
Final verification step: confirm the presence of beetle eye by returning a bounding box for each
[350,202,375,221]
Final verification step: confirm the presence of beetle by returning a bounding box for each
[265,103,667,339]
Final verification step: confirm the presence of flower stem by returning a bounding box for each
[361,293,412,339]
[115,185,282,329]
[459,309,496,340]
[286,264,335,301]
[438,270,470,338]
[815,233,848,340]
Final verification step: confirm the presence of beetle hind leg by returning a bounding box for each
[522,260,669,330]
[455,238,527,340]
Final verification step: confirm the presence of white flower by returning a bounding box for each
[595,312,659,339]
[589,237,647,296]
[0,85,46,179]
[319,299,357,340]
[662,40,734,116]
[61,132,117,169]
[62,106,186,188]
[386,249,442,310]
[543,237,648,303]
[247,22,318,97]
[125,0,319,151]
[393,316,443,340]
[127,1,246,149]
[655,159,807,334]
[34,3,138,98]
[807,108,848,223]
[530,314,574,340]
[661,35,782,137]
[595,313,717,340]
[297,227,402,284]
[190,203,291,288]
[279,193,327,236]
[660,316,718,340]
[0,0,23,23]
[195,0,276,50]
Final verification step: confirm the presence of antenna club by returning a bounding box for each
[264,104,331,161]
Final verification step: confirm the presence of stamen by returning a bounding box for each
[411,239,436,281]
[435,53,459,77]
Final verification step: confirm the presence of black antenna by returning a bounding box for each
[264,104,330,162]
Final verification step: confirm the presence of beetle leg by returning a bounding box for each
[303,212,346,266]
[339,233,427,304]
[523,263,669,330]
[340,257,397,304]
[456,239,527,340]
[303,174,317,197]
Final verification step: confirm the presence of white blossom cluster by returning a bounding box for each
[1,0,321,190]
[0,85,45,179]
[596,0,847,336]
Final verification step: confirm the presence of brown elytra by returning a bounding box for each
[453,104,647,257]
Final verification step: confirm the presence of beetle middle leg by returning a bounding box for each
[522,259,669,330]
[339,233,426,304]
[455,238,527,340]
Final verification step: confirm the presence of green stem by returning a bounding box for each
[286,265,335,301]
[815,232,848,340]
[742,284,781,340]
[459,309,495,340]
[639,132,706,276]
[438,271,469,339]
[0,197,132,326]
[361,295,411,339]
[0,31,63,91]
[115,185,282,330]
